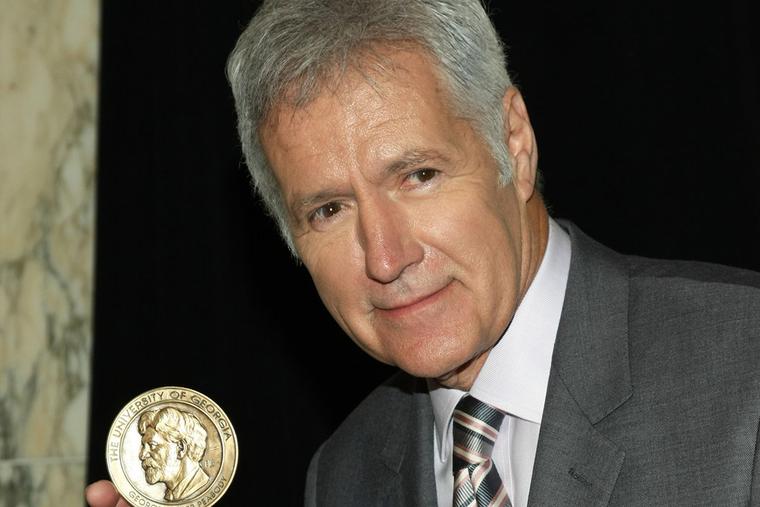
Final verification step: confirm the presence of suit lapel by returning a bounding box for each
[527,371,626,506]
[376,377,438,506]
[528,223,633,506]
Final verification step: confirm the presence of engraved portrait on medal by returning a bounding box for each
[106,387,238,507]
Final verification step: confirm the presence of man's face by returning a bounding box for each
[139,427,181,485]
[261,49,534,382]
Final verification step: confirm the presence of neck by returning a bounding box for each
[520,195,550,299]
[167,459,198,494]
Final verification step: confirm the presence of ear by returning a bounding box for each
[176,440,187,459]
[502,87,538,203]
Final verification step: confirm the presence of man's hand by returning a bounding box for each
[85,480,130,507]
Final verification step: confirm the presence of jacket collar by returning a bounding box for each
[552,221,632,423]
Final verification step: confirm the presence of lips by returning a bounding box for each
[142,459,159,470]
[374,280,454,316]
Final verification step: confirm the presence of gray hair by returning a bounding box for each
[227,0,512,254]
[138,407,208,462]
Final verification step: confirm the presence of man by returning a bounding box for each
[137,407,210,501]
[88,0,760,505]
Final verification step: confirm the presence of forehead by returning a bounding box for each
[142,427,166,443]
[259,49,468,197]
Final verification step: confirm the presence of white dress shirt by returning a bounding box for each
[428,218,571,507]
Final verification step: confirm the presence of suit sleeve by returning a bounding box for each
[304,443,324,507]
[751,417,760,504]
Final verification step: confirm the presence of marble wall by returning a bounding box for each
[0,0,99,505]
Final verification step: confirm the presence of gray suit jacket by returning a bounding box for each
[305,223,760,506]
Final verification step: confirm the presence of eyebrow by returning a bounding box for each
[385,149,449,176]
[289,148,450,218]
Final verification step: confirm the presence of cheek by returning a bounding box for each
[305,239,368,323]
[163,447,181,468]
[304,242,396,363]
[423,189,522,320]
[423,189,520,271]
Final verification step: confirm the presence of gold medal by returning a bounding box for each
[106,387,238,507]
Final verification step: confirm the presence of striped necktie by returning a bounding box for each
[452,395,511,507]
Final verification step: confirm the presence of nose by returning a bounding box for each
[139,444,150,460]
[357,194,423,283]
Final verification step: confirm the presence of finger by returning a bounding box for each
[85,480,122,507]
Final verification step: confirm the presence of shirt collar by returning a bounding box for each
[428,218,572,458]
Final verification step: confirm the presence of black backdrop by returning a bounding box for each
[88,1,759,505]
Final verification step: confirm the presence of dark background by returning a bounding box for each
[88,1,759,505]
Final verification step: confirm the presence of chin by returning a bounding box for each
[390,336,483,381]
[370,299,488,376]
[144,469,161,485]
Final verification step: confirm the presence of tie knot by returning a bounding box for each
[452,395,505,470]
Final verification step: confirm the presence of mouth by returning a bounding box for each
[375,280,454,318]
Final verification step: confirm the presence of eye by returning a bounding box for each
[308,201,343,225]
[405,168,439,186]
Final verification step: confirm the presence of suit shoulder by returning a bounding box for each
[627,256,760,327]
[314,370,422,464]
[628,256,760,292]
[306,372,428,504]
[625,256,760,380]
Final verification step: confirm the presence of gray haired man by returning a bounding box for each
[88,1,760,505]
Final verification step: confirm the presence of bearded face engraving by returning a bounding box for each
[137,408,210,501]
[139,427,182,485]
